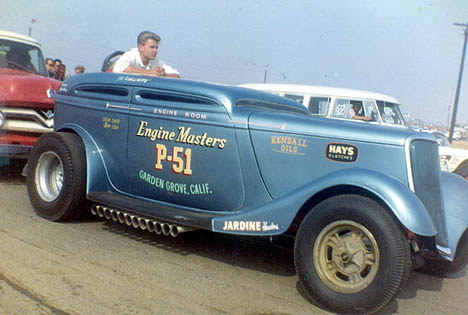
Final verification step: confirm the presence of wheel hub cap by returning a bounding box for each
[35,151,64,202]
[314,220,380,293]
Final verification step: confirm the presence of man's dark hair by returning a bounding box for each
[45,57,53,63]
[137,31,161,46]
[54,58,62,64]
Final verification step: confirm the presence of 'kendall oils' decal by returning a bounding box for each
[271,136,307,155]
[326,143,358,162]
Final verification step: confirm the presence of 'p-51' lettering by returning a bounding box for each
[154,143,192,176]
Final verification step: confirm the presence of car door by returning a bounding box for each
[69,84,130,192]
[127,88,245,212]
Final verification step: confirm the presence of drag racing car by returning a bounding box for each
[27,73,468,315]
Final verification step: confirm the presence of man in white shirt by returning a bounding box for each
[113,31,180,78]
[348,101,372,121]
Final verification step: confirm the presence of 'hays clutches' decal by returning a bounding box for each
[326,143,358,162]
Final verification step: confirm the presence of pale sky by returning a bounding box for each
[1,0,468,125]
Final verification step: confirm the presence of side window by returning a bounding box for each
[308,97,329,115]
[332,99,354,119]
[284,93,304,105]
[363,100,378,121]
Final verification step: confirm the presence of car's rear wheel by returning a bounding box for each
[294,195,410,315]
[27,132,88,221]
[454,160,468,180]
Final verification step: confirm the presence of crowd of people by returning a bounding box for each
[45,57,85,81]
[45,30,179,81]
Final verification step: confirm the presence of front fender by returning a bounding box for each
[213,168,437,237]
[440,171,468,259]
[56,123,110,194]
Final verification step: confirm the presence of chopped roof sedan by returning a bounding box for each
[27,73,468,315]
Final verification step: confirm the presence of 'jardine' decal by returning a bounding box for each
[326,143,358,162]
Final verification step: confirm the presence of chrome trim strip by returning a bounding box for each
[1,108,54,129]
[106,102,128,110]
[404,136,416,192]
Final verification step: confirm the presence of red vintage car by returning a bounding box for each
[0,30,61,160]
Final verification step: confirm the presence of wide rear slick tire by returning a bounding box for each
[27,132,87,221]
[294,195,410,315]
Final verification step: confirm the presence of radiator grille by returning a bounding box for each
[410,139,448,246]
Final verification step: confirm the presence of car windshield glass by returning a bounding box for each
[0,39,47,76]
[376,101,406,126]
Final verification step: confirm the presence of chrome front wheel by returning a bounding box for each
[35,151,64,202]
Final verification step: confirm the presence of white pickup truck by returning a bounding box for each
[240,83,468,180]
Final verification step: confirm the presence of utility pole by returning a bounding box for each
[263,64,269,83]
[449,22,468,142]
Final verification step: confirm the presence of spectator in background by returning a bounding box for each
[55,63,66,81]
[113,31,180,78]
[53,58,62,73]
[51,59,66,81]
[45,58,54,77]
[74,65,85,74]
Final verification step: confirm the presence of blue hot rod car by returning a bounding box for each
[27,73,468,315]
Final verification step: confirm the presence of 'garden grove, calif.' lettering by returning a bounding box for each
[136,121,227,149]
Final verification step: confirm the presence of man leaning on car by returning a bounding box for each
[112,31,180,78]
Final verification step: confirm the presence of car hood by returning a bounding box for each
[0,69,61,108]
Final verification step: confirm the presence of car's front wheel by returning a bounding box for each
[294,195,410,315]
[27,132,88,221]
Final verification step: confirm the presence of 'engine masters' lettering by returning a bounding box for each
[326,143,358,162]
[135,121,227,149]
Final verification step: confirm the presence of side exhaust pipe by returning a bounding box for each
[145,219,155,233]
[90,204,198,237]
[97,205,105,218]
[91,205,98,216]
[111,210,119,222]
[162,223,170,236]
[170,225,197,237]
[131,216,140,229]
[154,222,162,234]
[138,218,147,230]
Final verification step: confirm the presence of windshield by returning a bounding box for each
[0,39,47,76]
[376,100,406,126]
